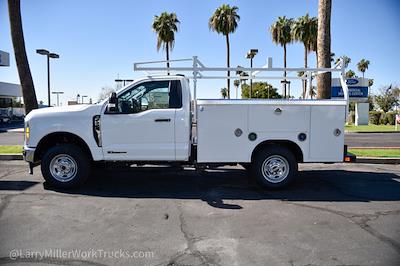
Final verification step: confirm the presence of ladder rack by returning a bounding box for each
[133,56,349,125]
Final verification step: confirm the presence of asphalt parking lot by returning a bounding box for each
[0,161,399,266]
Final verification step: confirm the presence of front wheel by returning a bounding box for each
[251,146,298,189]
[41,144,91,188]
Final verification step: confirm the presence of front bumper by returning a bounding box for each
[23,146,36,163]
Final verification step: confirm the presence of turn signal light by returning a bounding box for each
[25,126,30,143]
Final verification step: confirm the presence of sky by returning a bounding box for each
[1,0,400,106]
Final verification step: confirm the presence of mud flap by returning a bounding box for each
[343,145,356,162]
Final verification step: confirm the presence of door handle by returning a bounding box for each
[154,118,171,122]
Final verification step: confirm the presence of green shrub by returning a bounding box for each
[369,111,381,125]
[385,112,396,125]
[379,113,388,125]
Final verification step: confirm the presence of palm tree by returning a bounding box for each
[309,17,318,65]
[357,59,370,78]
[235,65,246,85]
[316,0,332,99]
[233,79,240,99]
[335,55,351,68]
[270,16,293,97]
[8,0,38,114]
[152,12,180,75]
[220,88,228,99]
[309,27,318,66]
[345,70,356,78]
[292,14,318,98]
[240,71,249,85]
[209,4,240,99]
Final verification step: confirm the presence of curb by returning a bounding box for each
[345,131,400,134]
[0,154,23,160]
[349,147,400,149]
[355,157,400,164]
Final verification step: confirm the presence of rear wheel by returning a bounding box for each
[41,144,90,188]
[251,146,297,189]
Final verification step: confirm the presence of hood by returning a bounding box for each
[25,104,103,122]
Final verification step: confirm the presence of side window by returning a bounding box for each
[143,87,169,110]
[113,80,182,114]
[116,81,169,114]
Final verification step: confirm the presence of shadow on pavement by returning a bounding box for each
[0,121,24,133]
[45,167,400,208]
[0,180,39,191]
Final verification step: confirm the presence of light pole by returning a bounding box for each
[246,49,258,98]
[36,49,59,106]
[81,95,88,104]
[52,91,64,106]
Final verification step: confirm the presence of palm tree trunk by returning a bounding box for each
[226,34,230,99]
[8,0,38,114]
[317,0,332,99]
[166,42,170,75]
[283,43,287,98]
[362,72,364,79]
[303,44,308,98]
[235,85,238,99]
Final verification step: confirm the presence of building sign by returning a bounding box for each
[331,86,368,98]
[331,78,369,102]
[0,50,10,67]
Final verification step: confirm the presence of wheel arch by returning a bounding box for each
[34,132,93,162]
[251,140,304,163]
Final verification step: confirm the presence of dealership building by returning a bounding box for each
[0,50,24,119]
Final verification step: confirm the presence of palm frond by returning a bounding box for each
[152,12,180,52]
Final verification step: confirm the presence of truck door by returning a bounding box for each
[101,80,181,161]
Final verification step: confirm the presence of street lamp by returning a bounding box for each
[81,95,88,104]
[36,49,59,106]
[246,49,258,98]
[52,91,64,106]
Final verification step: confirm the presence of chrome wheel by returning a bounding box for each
[261,155,289,183]
[49,154,77,182]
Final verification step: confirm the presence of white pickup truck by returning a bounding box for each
[23,58,355,189]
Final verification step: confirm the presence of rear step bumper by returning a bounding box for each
[344,145,356,162]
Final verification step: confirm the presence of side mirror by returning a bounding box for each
[107,92,118,113]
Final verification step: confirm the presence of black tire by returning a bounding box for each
[41,144,91,188]
[251,145,298,189]
[240,163,251,171]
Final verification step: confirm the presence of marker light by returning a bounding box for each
[25,124,30,143]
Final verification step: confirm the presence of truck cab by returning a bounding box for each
[100,76,191,161]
